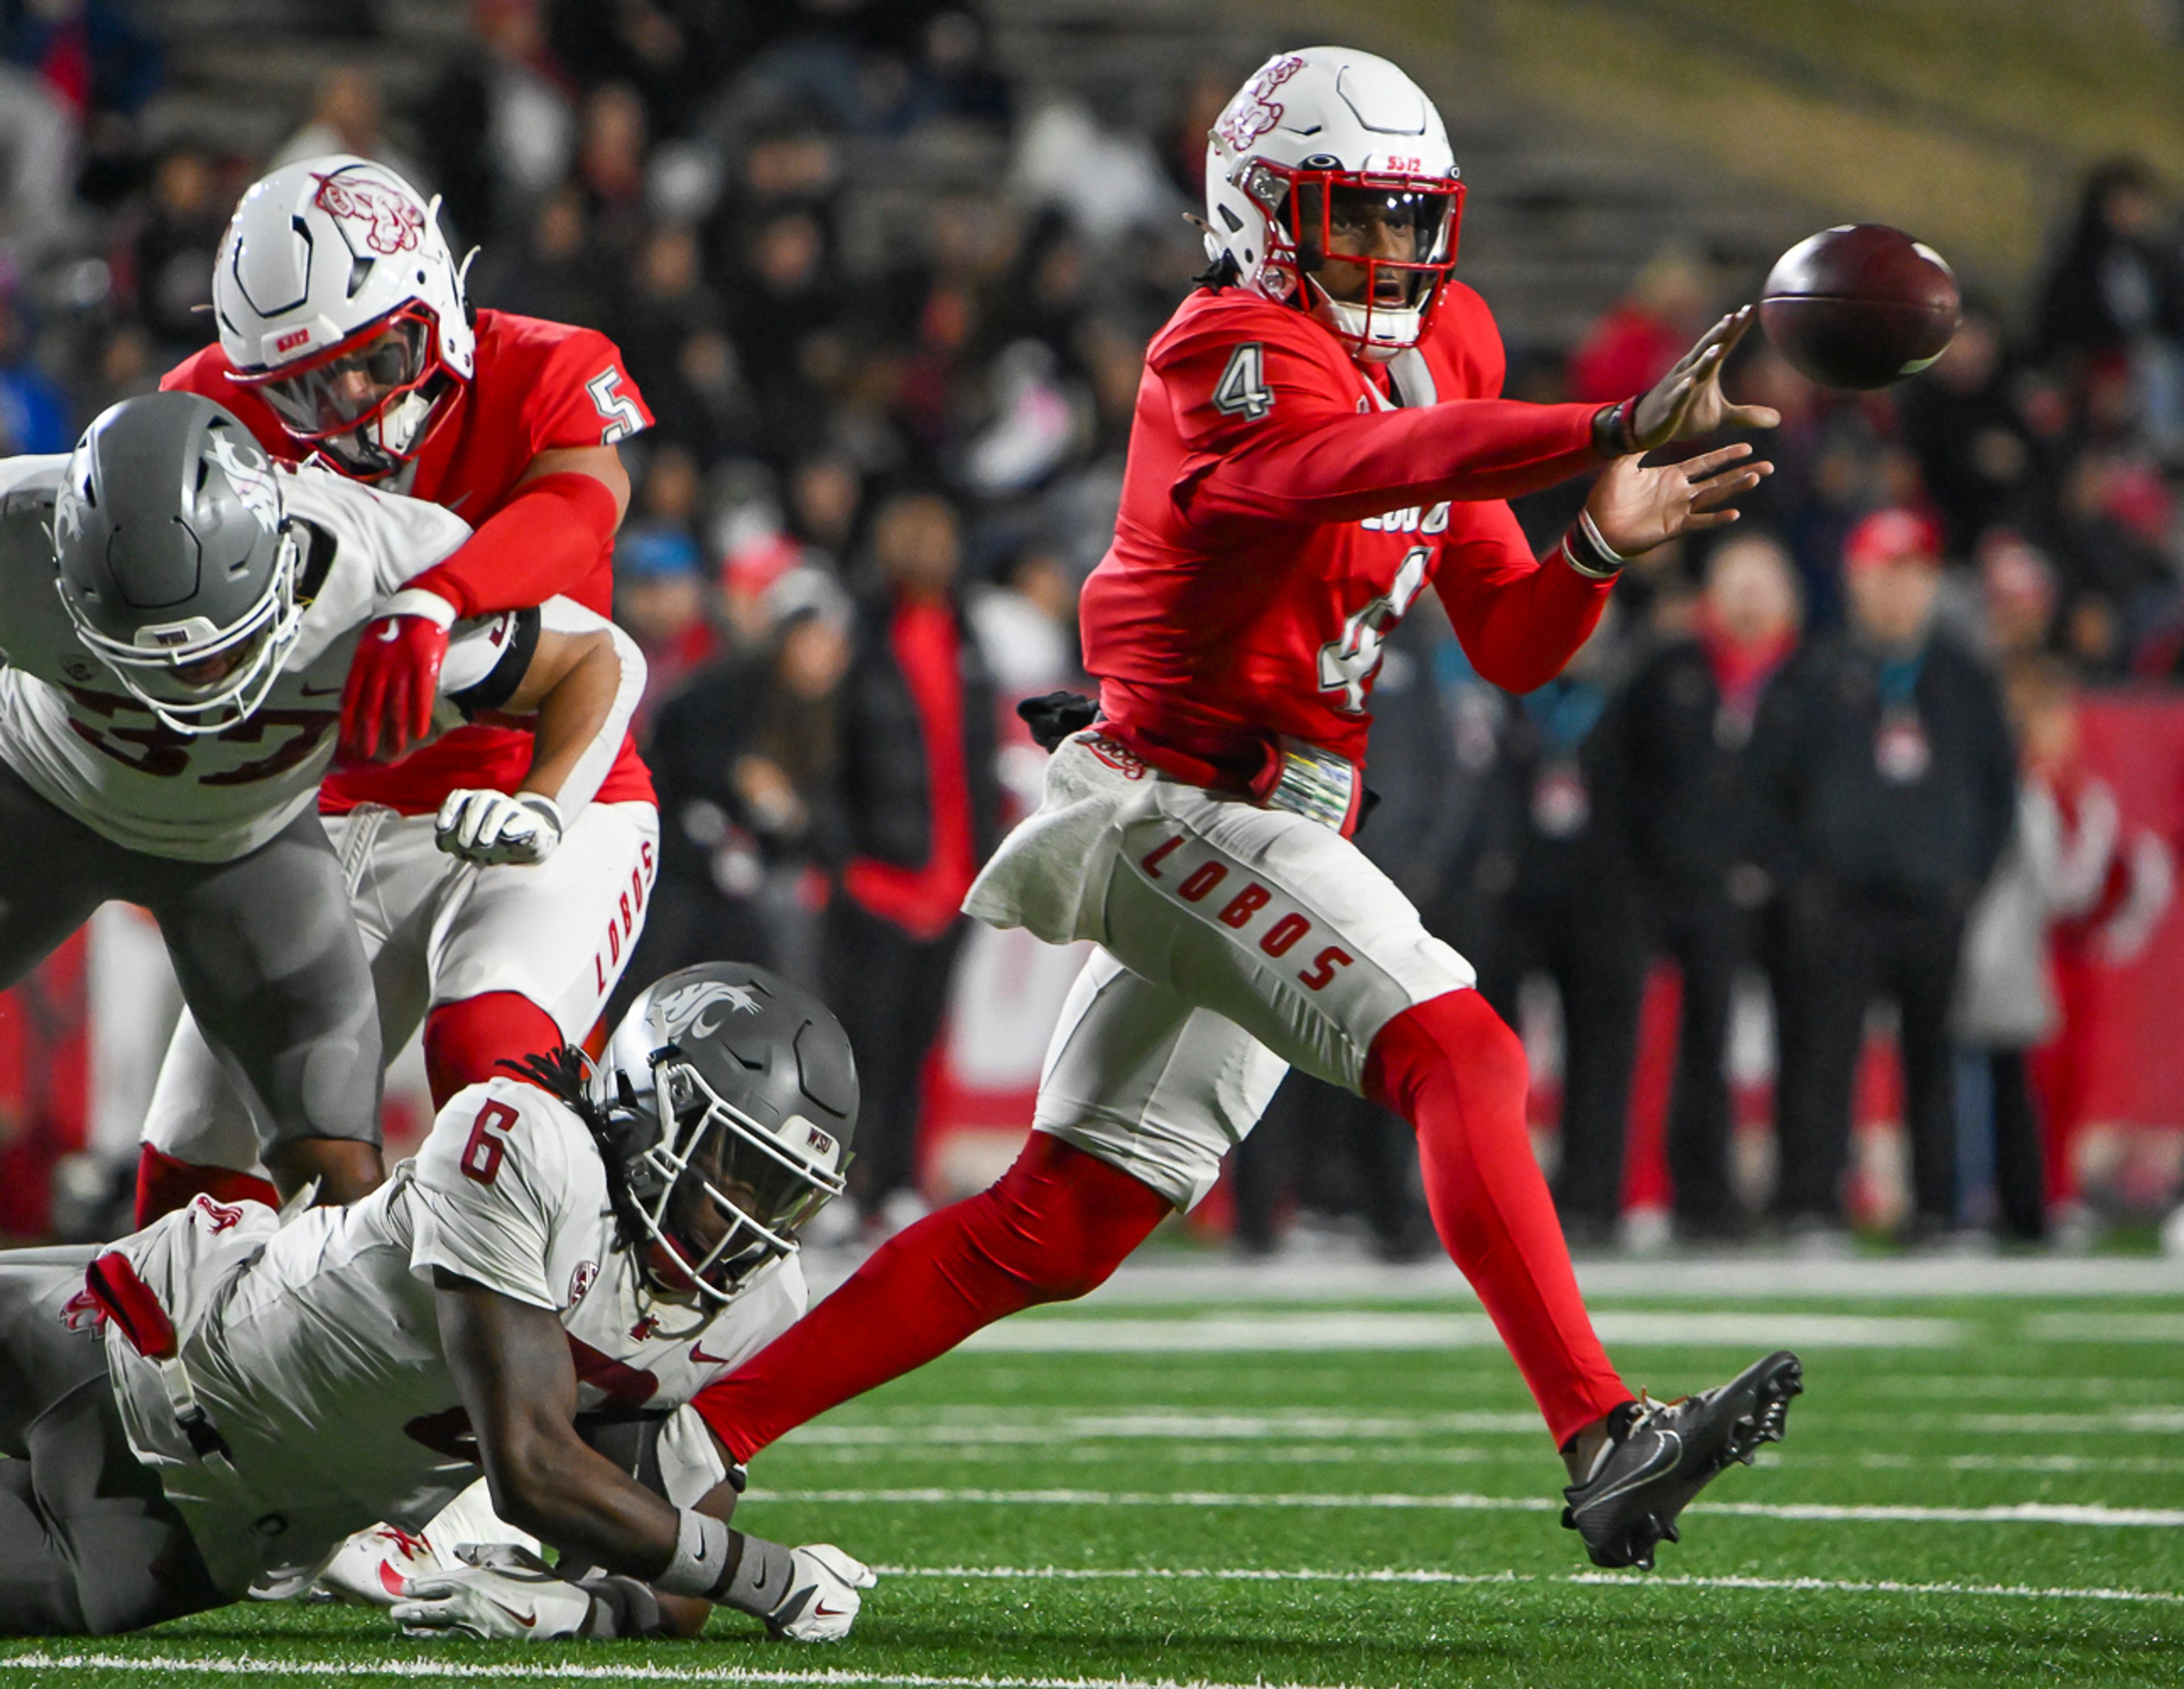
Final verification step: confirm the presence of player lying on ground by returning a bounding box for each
[0,390,642,1207]
[0,962,872,1641]
[690,47,1801,1572]
[140,152,661,1224]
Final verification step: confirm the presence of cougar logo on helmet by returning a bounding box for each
[311,171,425,256]
[651,979,764,1044]
[204,431,280,533]
[1213,52,1305,153]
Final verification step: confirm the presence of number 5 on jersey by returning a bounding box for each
[460,1099,519,1185]
[1213,342,1274,421]
[585,368,644,445]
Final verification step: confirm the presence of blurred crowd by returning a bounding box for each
[1,1,2181,1251]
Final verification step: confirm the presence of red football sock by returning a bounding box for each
[1365,989,1629,1448]
[424,991,565,1108]
[135,1144,279,1229]
[695,1134,1170,1463]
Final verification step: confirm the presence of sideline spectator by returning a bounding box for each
[826,491,1002,1231]
[1589,532,1804,1241]
[417,0,576,246]
[1950,657,2123,1243]
[269,65,428,187]
[624,568,853,1013]
[1568,243,1713,406]
[1751,511,2017,1243]
[1471,609,1643,1249]
[2033,158,2184,463]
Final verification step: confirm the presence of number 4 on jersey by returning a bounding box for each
[1212,342,1274,421]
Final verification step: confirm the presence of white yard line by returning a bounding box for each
[812,1252,2184,1304]
[961,1312,1959,1352]
[2021,1312,2184,1342]
[746,1488,2184,1528]
[0,1655,1360,1689]
[882,1564,2184,1606]
[783,1406,2184,1447]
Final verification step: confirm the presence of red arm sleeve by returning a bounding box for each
[1188,399,1604,527]
[408,471,621,620]
[1159,318,1603,529]
[1435,497,1614,694]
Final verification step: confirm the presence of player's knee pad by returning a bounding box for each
[423,992,564,1108]
[1363,988,1529,1132]
[969,1135,1171,1304]
[134,1144,279,1229]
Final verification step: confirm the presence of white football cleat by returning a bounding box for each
[315,1522,443,1607]
[313,1480,539,1606]
[767,1543,877,1642]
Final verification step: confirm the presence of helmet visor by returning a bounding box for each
[247,312,433,442]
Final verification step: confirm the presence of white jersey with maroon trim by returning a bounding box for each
[97,1074,804,1597]
[0,453,524,863]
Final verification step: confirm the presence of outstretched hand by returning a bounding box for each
[1628,305,1781,451]
[1586,441,1772,558]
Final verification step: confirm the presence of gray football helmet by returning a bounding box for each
[52,391,303,735]
[598,962,860,1303]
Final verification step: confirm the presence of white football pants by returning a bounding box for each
[966,732,1475,1210]
[143,800,659,1174]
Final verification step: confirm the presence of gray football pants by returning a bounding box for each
[0,761,382,1156]
[0,1249,222,1633]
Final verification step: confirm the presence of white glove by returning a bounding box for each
[435,789,565,866]
[768,1543,877,1642]
[390,1545,598,1640]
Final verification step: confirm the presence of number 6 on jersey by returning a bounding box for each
[459,1099,518,1185]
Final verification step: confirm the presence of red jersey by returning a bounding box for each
[163,310,657,815]
[1079,283,1619,794]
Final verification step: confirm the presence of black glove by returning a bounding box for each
[1017,691,1099,752]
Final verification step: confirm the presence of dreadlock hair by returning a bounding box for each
[1192,249,1242,291]
[502,1046,652,1256]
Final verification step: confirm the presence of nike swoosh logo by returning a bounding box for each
[486,1597,537,1630]
[374,621,403,642]
[813,1599,851,1618]
[1575,1430,1683,1514]
[690,1342,735,1367]
[377,1558,408,1597]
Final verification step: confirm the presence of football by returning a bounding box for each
[1759,224,1961,390]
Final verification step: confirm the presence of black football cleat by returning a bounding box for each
[1561,1349,1803,1570]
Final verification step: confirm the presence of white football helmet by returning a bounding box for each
[213,155,475,478]
[1203,47,1463,362]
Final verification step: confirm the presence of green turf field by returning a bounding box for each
[3,1257,2181,1687]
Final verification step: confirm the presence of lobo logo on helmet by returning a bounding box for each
[1213,52,1305,153]
[651,979,764,1043]
[311,171,425,256]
